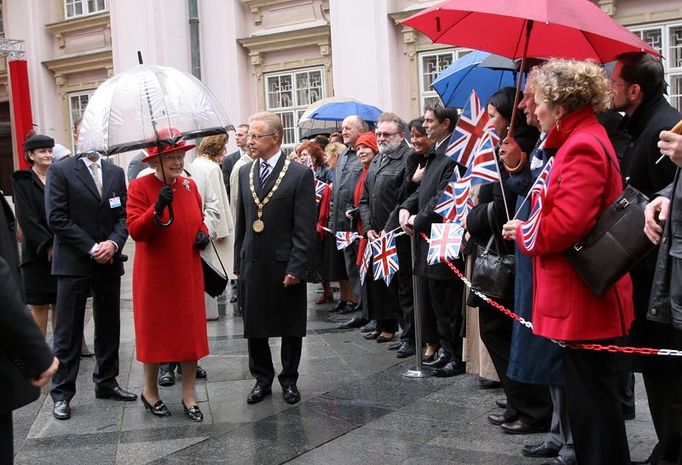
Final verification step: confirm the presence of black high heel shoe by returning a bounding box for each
[182,401,204,422]
[141,393,171,417]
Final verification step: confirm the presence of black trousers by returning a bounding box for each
[642,369,682,465]
[0,412,12,465]
[563,345,630,465]
[428,278,464,362]
[248,337,302,388]
[478,302,551,424]
[394,236,414,342]
[51,274,121,402]
[418,277,439,346]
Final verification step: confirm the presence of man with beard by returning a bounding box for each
[400,104,465,377]
[358,113,415,358]
[611,51,682,465]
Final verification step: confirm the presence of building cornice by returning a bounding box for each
[615,6,682,26]
[42,49,113,94]
[45,11,110,49]
[238,24,330,65]
[241,0,330,25]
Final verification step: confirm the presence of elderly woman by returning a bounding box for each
[11,134,58,337]
[503,60,634,465]
[191,134,235,319]
[127,127,209,422]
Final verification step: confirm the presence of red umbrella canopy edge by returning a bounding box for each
[402,0,659,63]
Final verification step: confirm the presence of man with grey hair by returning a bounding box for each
[330,116,366,321]
[358,112,415,357]
[234,111,316,405]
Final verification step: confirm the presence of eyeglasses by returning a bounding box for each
[375,131,399,138]
[246,133,276,141]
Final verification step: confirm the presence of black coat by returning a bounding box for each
[234,154,316,338]
[619,95,682,369]
[0,194,22,298]
[649,172,682,329]
[221,150,241,198]
[45,157,128,277]
[402,141,461,280]
[0,249,54,413]
[359,140,411,233]
[12,170,53,264]
[330,147,362,231]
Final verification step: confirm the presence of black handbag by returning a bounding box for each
[201,237,228,298]
[470,203,516,300]
[563,138,655,297]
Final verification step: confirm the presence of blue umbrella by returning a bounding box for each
[308,101,383,122]
[432,50,522,109]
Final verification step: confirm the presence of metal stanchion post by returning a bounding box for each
[403,232,430,378]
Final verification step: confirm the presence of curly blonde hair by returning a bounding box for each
[197,134,227,162]
[535,59,612,114]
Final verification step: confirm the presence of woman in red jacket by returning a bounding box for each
[503,60,634,465]
[127,128,209,422]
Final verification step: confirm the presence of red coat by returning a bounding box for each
[127,174,209,362]
[516,108,634,341]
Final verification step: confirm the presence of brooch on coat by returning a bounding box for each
[182,179,191,192]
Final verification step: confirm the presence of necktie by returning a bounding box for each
[380,154,389,167]
[259,161,270,186]
[90,163,102,196]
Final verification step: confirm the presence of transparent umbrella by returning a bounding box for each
[77,62,233,159]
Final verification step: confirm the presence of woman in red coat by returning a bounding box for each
[127,127,209,422]
[503,60,634,465]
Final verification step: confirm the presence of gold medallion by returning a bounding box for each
[249,158,290,235]
[252,219,265,233]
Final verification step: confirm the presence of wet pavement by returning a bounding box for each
[12,244,658,464]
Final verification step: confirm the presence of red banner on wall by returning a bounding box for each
[8,59,33,170]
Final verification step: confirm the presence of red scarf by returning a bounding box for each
[354,166,369,266]
[316,183,332,239]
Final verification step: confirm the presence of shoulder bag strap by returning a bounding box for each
[208,236,227,277]
[485,201,510,255]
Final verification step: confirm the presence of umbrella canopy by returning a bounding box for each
[402,0,657,63]
[432,50,521,108]
[77,64,233,158]
[297,96,358,133]
[308,101,383,123]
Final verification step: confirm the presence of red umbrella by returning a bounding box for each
[402,0,658,131]
[402,0,657,63]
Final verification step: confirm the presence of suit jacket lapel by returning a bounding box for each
[260,155,286,196]
[100,161,115,201]
[75,159,101,200]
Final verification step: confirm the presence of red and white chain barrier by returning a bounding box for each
[418,231,682,357]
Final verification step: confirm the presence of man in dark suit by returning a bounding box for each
[221,124,250,199]
[611,51,682,465]
[1,194,57,463]
[234,112,316,405]
[400,104,466,378]
[45,152,136,420]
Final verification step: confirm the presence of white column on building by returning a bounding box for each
[329,0,412,120]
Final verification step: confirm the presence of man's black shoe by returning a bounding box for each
[522,441,561,458]
[488,410,519,426]
[282,385,301,404]
[330,301,348,313]
[432,361,466,377]
[422,349,451,368]
[396,341,416,358]
[95,385,137,401]
[158,369,175,386]
[540,457,576,465]
[339,301,358,314]
[53,400,70,420]
[501,419,550,435]
[387,341,402,350]
[360,320,377,333]
[478,377,502,389]
[196,366,207,379]
[338,315,368,329]
[246,384,272,404]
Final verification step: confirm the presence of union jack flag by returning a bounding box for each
[335,231,359,250]
[427,223,464,265]
[453,175,475,222]
[359,241,373,285]
[520,159,554,251]
[314,179,328,205]
[446,90,498,168]
[434,182,457,222]
[371,232,400,286]
[467,133,500,185]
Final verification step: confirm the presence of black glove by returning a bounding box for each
[155,185,173,214]
[194,231,210,250]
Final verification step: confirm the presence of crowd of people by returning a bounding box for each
[1,51,682,465]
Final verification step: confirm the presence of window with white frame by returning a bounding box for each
[418,48,471,111]
[64,0,107,19]
[630,22,682,110]
[264,67,325,153]
[68,91,93,148]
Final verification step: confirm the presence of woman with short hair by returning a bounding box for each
[504,59,635,465]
